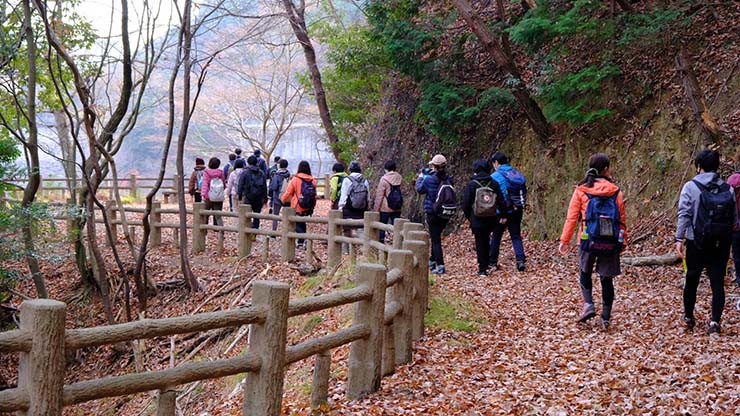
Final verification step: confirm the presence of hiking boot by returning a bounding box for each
[429,260,437,271]
[431,265,446,275]
[707,321,721,335]
[601,317,610,332]
[477,270,488,277]
[682,316,696,330]
[516,261,526,272]
[600,305,612,332]
[578,303,596,323]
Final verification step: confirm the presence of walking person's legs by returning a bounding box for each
[578,248,597,322]
[489,221,505,269]
[427,215,448,274]
[272,200,282,232]
[508,209,526,270]
[378,212,392,242]
[682,241,703,329]
[251,203,262,230]
[213,201,224,225]
[732,230,740,286]
[472,227,491,275]
[706,243,730,327]
[296,218,307,246]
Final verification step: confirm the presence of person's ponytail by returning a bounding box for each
[578,153,611,188]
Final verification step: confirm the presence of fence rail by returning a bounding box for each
[0,200,430,416]
[2,173,334,203]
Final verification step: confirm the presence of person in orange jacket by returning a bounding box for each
[280,160,317,248]
[559,153,626,331]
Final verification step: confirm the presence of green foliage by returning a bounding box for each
[618,8,685,47]
[539,64,621,125]
[425,295,482,332]
[0,136,20,188]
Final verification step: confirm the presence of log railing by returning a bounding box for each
[2,173,335,203]
[0,205,430,416]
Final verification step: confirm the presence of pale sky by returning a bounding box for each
[78,0,176,41]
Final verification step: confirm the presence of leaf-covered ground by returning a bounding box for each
[2,202,740,415]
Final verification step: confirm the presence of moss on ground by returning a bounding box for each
[425,294,483,332]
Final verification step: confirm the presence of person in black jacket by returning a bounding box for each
[461,159,507,276]
[237,155,268,229]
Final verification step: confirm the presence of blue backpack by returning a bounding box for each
[503,168,527,208]
[580,191,622,255]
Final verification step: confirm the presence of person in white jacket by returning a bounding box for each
[225,159,245,211]
[339,161,370,253]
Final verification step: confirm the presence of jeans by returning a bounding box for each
[732,230,740,285]
[272,200,283,231]
[489,208,525,265]
[427,214,449,266]
[683,239,731,323]
[472,226,494,273]
[204,200,223,225]
[379,211,401,242]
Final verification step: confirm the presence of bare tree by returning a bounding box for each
[280,0,345,164]
[452,0,552,141]
[198,37,308,163]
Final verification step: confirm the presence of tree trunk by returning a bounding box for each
[281,0,345,164]
[175,0,200,293]
[675,49,721,145]
[21,0,47,298]
[452,0,552,141]
[622,253,681,267]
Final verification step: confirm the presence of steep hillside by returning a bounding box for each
[355,0,739,240]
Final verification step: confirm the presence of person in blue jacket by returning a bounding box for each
[416,154,452,275]
[489,151,527,272]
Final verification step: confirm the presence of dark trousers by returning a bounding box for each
[204,200,223,225]
[194,192,202,203]
[272,200,282,231]
[228,194,233,212]
[579,272,615,307]
[684,239,731,323]
[296,212,309,245]
[732,230,740,285]
[249,202,262,229]
[379,211,401,242]
[427,214,449,266]
[472,226,494,273]
[490,208,525,265]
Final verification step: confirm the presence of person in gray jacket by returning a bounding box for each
[339,161,370,254]
[675,149,736,335]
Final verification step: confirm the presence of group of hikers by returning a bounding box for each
[187,147,740,335]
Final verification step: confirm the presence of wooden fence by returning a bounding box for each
[2,173,334,203]
[0,204,431,415]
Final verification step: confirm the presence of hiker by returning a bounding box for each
[235,147,243,160]
[281,160,317,249]
[253,149,269,176]
[269,159,291,231]
[238,156,268,230]
[416,154,456,275]
[201,157,226,226]
[339,161,370,253]
[461,159,507,276]
[489,152,528,272]
[268,156,281,179]
[559,153,626,331]
[374,160,403,243]
[224,153,237,211]
[728,153,740,288]
[675,149,736,335]
[188,157,206,203]
[226,158,245,211]
[329,163,348,210]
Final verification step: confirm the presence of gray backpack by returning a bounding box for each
[347,176,369,210]
[473,180,497,217]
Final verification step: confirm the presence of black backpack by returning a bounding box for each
[245,170,266,204]
[433,177,458,219]
[298,178,317,211]
[692,180,735,249]
[385,180,403,211]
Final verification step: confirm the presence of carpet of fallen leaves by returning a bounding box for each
[2,201,740,415]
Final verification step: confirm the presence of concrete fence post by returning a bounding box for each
[18,299,66,416]
[243,281,290,416]
[172,174,180,198]
[156,388,176,416]
[129,174,138,201]
[347,263,386,399]
[403,238,428,341]
[327,210,342,269]
[280,207,296,262]
[363,211,380,260]
[238,204,253,258]
[387,249,415,366]
[192,202,205,254]
[324,174,331,199]
[151,202,162,248]
[392,218,409,250]
[310,350,331,409]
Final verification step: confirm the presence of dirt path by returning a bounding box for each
[330,231,740,415]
